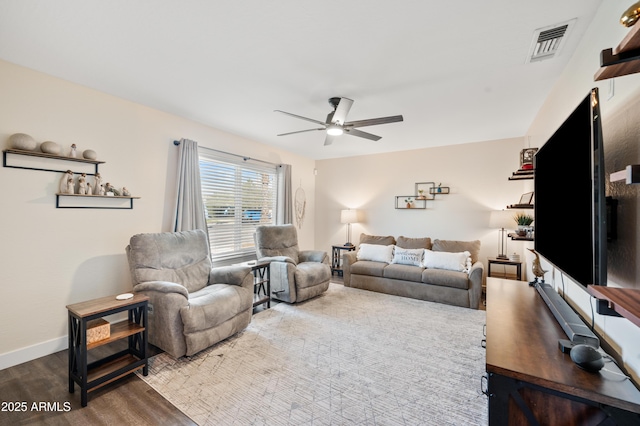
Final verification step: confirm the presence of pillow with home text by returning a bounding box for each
[391,246,424,267]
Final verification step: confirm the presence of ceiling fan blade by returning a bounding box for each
[324,134,336,146]
[277,128,325,136]
[345,128,382,141]
[331,97,354,124]
[274,110,326,126]
[345,115,404,128]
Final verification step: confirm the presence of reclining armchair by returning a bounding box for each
[126,229,253,358]
[255,224,330,303]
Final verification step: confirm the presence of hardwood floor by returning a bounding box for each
[0,341,195,425]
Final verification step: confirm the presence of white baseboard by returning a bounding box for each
[0,336,68,370]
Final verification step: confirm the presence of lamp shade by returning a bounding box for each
[340,209,359,224]
[489,210,514,229]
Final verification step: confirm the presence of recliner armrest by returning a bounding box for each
[342,251,358,286]
[133,281,189,298]
[259,255,297,265]
[299,250,328,264]
[209,265,252,288]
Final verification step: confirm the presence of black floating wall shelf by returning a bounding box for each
[396,181,449,209]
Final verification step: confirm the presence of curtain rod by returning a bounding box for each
[173,140,278,166]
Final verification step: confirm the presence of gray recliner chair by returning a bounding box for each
[126,229,253,358]
[255,224,331,303]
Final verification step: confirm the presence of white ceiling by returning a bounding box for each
[0,1,603,160]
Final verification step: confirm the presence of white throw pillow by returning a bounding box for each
[423,249,471,272]
[391,246,424,267]
[357,243,394,263]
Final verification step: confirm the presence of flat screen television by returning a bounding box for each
[534,88,608,298]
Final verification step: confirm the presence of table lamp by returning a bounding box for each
[340,209,359,247]
[490,209,513,259]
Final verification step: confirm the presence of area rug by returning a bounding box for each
[138,284,488,425]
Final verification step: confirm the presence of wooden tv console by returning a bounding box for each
[485,278,640,425]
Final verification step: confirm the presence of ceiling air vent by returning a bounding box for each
[526,19,576,63]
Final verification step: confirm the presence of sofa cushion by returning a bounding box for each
[396,236,432,250]
[422,269,470,290]
[350,260,387,277]
[432,239,481,264]
[360,233,396,246]
[423,249,471,272]
[357,243,394,263]
[181,284,251,334]
[383,264,424,282]
[391,246,424,267]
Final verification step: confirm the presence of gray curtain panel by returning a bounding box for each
[172,138,208,236]
[276,164,293,225]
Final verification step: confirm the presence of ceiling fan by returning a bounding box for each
[275,97,403,146]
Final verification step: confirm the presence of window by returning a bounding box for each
[199,148,276,264]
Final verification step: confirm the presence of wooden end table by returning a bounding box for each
[66,293,148,407]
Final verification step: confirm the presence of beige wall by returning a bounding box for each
[526,0,640,381]
[315,137,528,267]
[0,59,316,368]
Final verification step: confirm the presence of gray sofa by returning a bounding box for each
[342,234,484,309]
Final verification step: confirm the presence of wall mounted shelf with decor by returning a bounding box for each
[4,147,139,209]
[396,181,449,209]
[56,193,140,209]
[395,196,426,209]
[594,21,640,81]
[508,232,533,242]
[414,182,449,200]
[3,149,104,175]
[429,186,449,195]
[507,192,534,210]
[508,148,537,180]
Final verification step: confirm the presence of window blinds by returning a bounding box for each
[199,148,277,263]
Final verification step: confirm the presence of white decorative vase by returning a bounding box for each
[9,133,37,151]
[40,141,61,155]
[83,149,97,160]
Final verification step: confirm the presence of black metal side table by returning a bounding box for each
[487,257,523,281]
[236,260,271,309]
[331,245,356,276]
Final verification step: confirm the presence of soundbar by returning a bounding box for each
[535,282,600,348]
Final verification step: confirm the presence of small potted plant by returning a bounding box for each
[405,197,413,208]
[513,212,534,236]
[417,189,426,200]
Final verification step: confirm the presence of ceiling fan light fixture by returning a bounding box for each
[327,125,343,136]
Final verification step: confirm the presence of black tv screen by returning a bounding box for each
[534,88,607,289]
